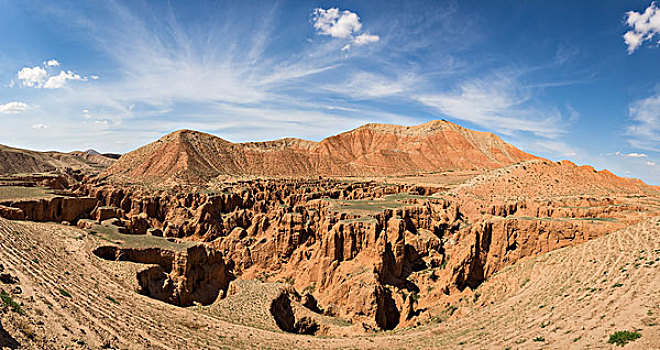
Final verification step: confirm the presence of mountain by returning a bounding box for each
[102,120,540,183]
[0,144,117,175]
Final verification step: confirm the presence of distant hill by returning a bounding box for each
[0,144,117,175]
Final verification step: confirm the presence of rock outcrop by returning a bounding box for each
[93,244,232,306]
[0,196,97,223]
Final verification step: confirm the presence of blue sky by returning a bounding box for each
[0,0,659,184]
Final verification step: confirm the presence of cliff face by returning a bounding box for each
[0,196,97,223]
[93,244,232,306]
[101,120,539,184]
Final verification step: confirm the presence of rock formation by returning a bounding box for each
[0,196,97,223]
[93,244,232,306]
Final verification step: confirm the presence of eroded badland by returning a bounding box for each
[0,120,658,349]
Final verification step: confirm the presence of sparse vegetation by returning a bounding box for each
[0,290,24,315]
[106,296,120,304]
[58,288,72,298]
[520,277,530,287]
[607,331,641,346]
[532,336,545,342]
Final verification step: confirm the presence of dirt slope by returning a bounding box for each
[102,120,540,184]
[454,159,659,199]
[1,215,657,349]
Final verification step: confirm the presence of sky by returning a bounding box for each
[0,0,659,185]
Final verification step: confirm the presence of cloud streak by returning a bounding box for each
[627,93,660,152]
[0,102,29,114]
[415,72,565,137]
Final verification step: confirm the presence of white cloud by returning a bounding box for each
[90,75,100,80]
[0,101,29,114]
[648,161,657,166]
[31,123,48,129]
[628,93,660,151]
[311,8,379,47]
[312,8,362,39]
[18,66,48,88]
[43,70,86,89]
[615,151,648,158]
[623,2,660,54]
[354,33,380,46]
[17,61,90,89]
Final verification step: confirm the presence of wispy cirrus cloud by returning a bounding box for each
[415,72,565,137]
[321,72,418,99]
[414,70,582,157]
[627,92,660,152]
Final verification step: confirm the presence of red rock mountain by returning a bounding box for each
[102,120,540,183]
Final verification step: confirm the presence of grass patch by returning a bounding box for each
[58,288,72,298]
[0,186,54,200]
[608,330,642,346]
[106,296,120,304]
[0,291,24,315]
[85,221,195,252]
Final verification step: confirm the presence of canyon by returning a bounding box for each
[0,120,658,349]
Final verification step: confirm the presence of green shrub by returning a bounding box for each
[106,296,120,304]
[608,331,641,346]
[58,288,72,298]
[0,291,24,315]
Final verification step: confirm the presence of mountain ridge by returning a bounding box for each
[102,119,542,183]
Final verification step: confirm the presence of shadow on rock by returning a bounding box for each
[0,322,19,349]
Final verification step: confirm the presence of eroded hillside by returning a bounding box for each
[101,120,539,184]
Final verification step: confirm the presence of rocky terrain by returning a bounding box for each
[0,120,658,349]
